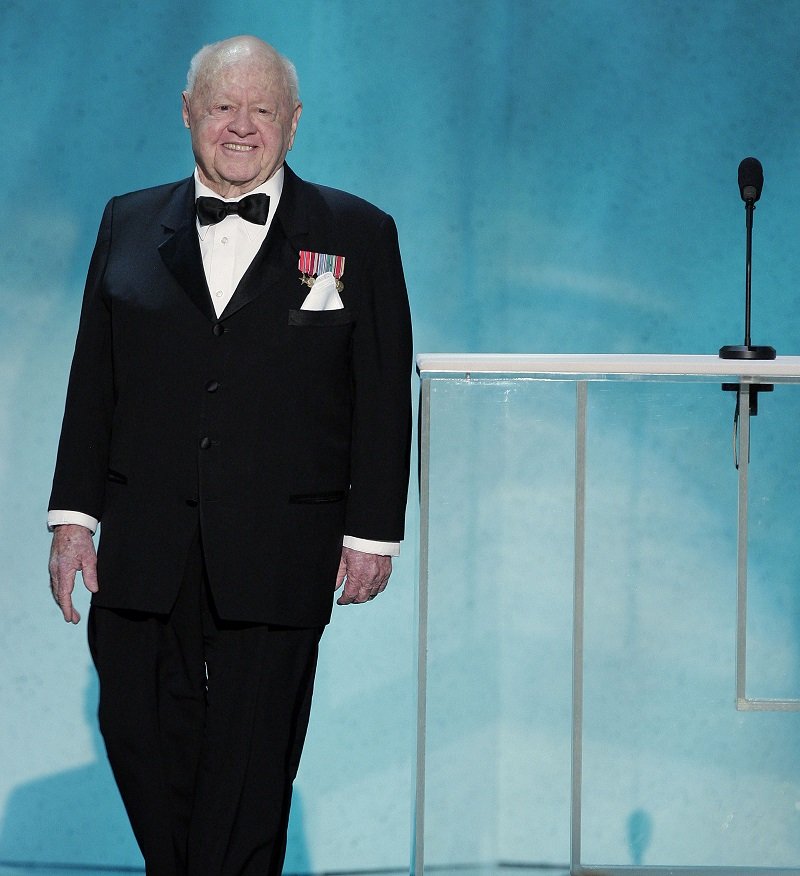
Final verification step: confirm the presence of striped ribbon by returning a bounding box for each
[298,251,345,278]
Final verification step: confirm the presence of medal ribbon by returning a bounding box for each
[298,251,346,279]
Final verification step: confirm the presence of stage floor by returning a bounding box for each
[0,867,571,876]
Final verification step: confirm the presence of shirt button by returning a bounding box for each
[215,290,223,297]
[206,380,220,393]
[199,437,212,450]
[221,236,229,244]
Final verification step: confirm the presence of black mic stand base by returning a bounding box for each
[719,344,776,360]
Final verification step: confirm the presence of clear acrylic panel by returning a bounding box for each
[581,380,736,868]
[741,383,800,704]
[421,377,577,871]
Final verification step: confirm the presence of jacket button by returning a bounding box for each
[205,380,220,392]
[213,323,226,336]
[199,436,212,449]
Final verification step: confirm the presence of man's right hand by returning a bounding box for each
[48,524,99,624]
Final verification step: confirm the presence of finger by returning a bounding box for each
[334,554,347,591]
[64,601,81,624]
[81,559,99,594]
[50,566,76,612]
[336,580,357,605]
[361,568,390,601]
[53,587,80,624]
[353,577,380,604]
[337,573,366,605]
[376,568,392,593]
[50,558,81,620]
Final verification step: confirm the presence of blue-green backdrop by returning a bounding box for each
[2,0,800,870]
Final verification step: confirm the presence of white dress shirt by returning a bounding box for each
[195,169,280,318]
[48,168,399,557]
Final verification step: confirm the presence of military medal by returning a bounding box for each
[298,251,345,292]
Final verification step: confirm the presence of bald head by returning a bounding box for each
[186,36,300,108]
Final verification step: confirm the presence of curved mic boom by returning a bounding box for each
[720,156,775,360]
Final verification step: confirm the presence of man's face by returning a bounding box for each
[182,58,301,198]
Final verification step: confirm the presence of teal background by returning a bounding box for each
[2,0,800,870]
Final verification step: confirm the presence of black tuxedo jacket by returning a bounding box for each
[50,165,412,626]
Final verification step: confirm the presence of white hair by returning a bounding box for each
[185,36,300,107]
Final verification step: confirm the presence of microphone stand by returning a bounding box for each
[721,188,775,438]
[720,195,775,361]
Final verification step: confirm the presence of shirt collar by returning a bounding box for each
[193,166,284,240]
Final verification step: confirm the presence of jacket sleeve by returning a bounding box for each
[344,213,413,543]
[49,200,115,520]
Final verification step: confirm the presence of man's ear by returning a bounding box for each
[181,92,191,129]
[287,103,302,151]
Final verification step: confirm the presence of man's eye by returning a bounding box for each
[257,108,276,118]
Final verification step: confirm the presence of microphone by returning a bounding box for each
[738,156,763,203]
[720,157,775,372]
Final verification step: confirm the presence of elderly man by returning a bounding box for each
[48,35,412,876]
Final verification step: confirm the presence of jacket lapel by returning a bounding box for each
[220,164,313,320]
[218,219,292,320]
[274,163,313,250]
[157,166,316,323]
[157,178,217,323]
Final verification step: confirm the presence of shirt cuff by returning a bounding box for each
[47,510,98,534]
[342,535,400,557]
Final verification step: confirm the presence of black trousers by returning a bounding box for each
[88,529,323,876]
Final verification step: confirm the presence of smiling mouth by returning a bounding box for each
[223,143,256,152]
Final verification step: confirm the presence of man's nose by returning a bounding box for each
[227,106,256,136]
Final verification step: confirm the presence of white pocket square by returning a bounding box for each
[300,272,344,311]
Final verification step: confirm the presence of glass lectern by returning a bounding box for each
[414,354,800,876]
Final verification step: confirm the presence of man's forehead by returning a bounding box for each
[197,59,285,99]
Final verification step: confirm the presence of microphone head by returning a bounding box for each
[738,156,763,202]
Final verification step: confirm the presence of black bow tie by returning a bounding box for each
[196,193,270,226]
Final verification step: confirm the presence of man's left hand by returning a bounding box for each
[335,547,392,605]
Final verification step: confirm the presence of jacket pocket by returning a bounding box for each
[288,308,354,327]
[289,490,346,504]
[106,468,128,485]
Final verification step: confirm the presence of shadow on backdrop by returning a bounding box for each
[0,667,311,873]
